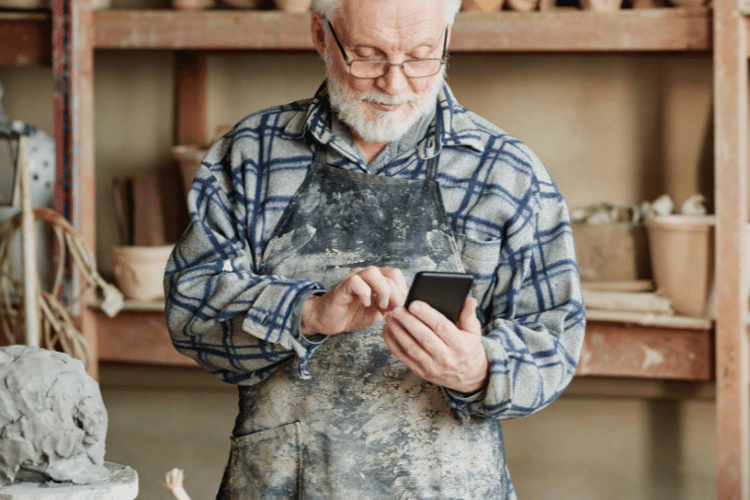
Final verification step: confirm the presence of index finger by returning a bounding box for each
[380,267,408,294]
[357,266,403,310]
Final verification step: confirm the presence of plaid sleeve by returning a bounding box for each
[439,131,586,422]
[164,120,325,386]
[463,197,584,421]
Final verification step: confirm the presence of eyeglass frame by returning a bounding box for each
[326,20,448,79]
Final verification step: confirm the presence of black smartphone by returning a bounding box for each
[405,271,474,324]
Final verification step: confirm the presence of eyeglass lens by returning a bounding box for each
[327,20,447,79]
[349,60,443,78]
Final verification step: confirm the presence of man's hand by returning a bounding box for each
[301,266,408,336]
[383,297,489,394]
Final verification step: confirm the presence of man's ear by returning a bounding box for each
[446,23,453,50]
[311,13,327,58]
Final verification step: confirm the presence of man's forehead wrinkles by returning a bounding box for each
[338,0,446,46]
[345,19,441,52]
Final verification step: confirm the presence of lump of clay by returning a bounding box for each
[0,345,109,486]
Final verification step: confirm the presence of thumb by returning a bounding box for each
[457,297,481,334]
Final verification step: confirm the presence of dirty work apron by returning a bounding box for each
[217,148,510,499]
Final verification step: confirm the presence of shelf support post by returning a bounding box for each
[175,51,208,146]
[53,0,97,378]
[713,0,750,497]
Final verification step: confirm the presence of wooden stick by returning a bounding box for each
[18,135,39,348]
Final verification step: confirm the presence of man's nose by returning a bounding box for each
[377,63,411,95]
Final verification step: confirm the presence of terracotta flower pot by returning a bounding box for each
[112,245,174,302]
[274,0,311,12]
[578,0,623,11]
[460,0,505,11]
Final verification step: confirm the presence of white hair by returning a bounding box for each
[312,0,461,25]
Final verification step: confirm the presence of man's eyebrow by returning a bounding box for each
[347,35,442,56]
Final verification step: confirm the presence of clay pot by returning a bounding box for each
[578,0,622,10]
[274,0,311,12]
[507,0,539,10]
[0,0,47,7]
[644,216,714,317]
[220,0,268,8]
[112,245,174,302]
[667,0,708,6]
[0,0,110,7]
[172,0,215,9]
[460,0,505,11]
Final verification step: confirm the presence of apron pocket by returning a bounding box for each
[224,421,306,499]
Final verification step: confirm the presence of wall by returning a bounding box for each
[83,51,716,278]
[206,52,714,211]
[0,46,718,500]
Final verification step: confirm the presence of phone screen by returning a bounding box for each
[405,271,473,323]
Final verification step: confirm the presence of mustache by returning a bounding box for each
[358,91,420,106]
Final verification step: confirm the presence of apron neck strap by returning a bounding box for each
[312,144,327,169]
[425,155,439,181]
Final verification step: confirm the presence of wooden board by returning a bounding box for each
[112,177,133,246]
[97,305,713,381]
[92,9,712,52]
[0,13,51,66]
[53,0,97,379]
[97,309,195,366]
[130,171,167,246]
[175,51,208,146]
[712,0,750,496]
[577,320,713,380]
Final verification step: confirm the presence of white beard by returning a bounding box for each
[324,45,444,144]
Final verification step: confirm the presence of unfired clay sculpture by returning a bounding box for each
[0,345,109,486]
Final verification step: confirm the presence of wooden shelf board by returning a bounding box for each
[0,8,719,66]
[450,8,711,52]
[92,8,711,52]
[97,308,196,366]
[94,9,313,50]
[577,319,713,381]
[96,306,713,380]
[0,12,51,66]
[119,299,167,311]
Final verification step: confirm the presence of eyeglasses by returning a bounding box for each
[326,20,447,79]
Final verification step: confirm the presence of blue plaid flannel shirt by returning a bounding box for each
[164,81,585,421]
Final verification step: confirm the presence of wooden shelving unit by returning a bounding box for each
[87,7,720,380]
[2,4,748,497]
[91,8,712,51]
[95,304,717,381]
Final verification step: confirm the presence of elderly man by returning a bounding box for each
[164,0,585,498]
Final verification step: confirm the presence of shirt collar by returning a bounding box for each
[433,83,486,154]
[291,81,485,167]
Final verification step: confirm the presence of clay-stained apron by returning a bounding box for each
[217,149,510,499]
